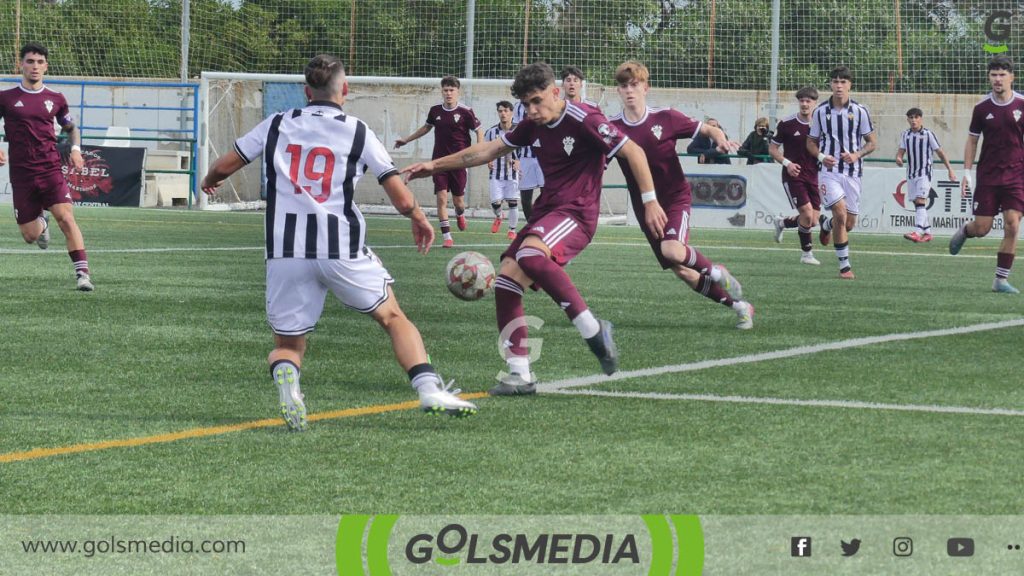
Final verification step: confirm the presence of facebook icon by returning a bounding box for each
[791,536,813,557]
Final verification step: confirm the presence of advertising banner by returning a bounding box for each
[60,145,146,208]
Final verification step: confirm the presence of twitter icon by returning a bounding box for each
[841,539,862,557]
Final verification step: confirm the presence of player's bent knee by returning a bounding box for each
[660,240,687,264]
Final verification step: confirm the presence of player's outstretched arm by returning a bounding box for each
[616,140,667,239]
[201,149,246,196]
[701,123,740,155]
[381,174,434,254]
[395,125,432,149]
[401,138,511,182]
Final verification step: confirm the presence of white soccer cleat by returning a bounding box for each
[37,214,50,250]
[76,273,95,292]
[274,364,307,431]
[773,219,785,243]
[800,253,821,266]
[713,265,743,300]
[420,379,477,417]
[992,278,1020,294]
[734,301,754,330]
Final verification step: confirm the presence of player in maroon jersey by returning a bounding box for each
[609,61,753,330]
[403,62,663,394]
[950,56,1024,294]
[0,43,92,291]
[769,86,823,265]
[395,76,483,248]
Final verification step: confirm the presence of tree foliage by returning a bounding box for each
[0,0,1018,94]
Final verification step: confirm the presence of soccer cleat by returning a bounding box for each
[442,238,455,248]
[274,364,307,431]
[76,273,95,292]
[585,319,619,375]
[949,227,967,255]
[920,233,933,242]
[37,214,50,250]
[818,214,831,246]
[800,253,821,266]
[839,269,855,280]
[773,219,785,243]
[489,372,537,396]
[992,278,1021,294]
[903,231,922,243]
[712,265,743,300]
[491,216,503,233]
[507,230,517,240]
[420,379,478,416]
[457,214,467,231]
[734,301,754,330]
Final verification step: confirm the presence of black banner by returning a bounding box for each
[60,144,145,207]
[690,174,747,208]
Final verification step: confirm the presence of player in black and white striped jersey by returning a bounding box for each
[807,66,877,280]
[895,108,957,243]
[485,101,521,239]
[201,54,476,430]
[512,100,544,221]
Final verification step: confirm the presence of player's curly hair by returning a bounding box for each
[20,43,48,60]
[305,54,346,96]
[511,63,555,99]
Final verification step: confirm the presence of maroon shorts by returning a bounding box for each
[11,171,72,225]
[433,169,467,197]
[973,182,1024,217]
[783,179,821,211]
[631,193,693,270]
[501,213,592,267]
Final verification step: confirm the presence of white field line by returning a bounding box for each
[540,318,1024,417]
[0,242,995,259]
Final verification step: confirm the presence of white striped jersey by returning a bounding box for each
[234,101,398,260]
[484,122,519,181]
[512,102,536,158]
[809,99,874,177]
[898,127,941,180]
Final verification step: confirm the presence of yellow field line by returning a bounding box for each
[0,392,489,464]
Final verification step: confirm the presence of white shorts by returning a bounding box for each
[489,179,521,204]
[820,171,862,215]
[266,252,394,336]
[518,157,544,190]
[907,176,931,201]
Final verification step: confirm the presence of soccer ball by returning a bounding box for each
[446,251,496,301]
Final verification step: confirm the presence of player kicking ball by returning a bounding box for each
[403,62,656,395]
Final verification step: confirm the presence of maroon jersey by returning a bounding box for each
[772,114,818,186]
[968,93,1024,186]
[501,101,628,237]
[609,106,699,203]
[0,85,73,178]
[425,102,480,159]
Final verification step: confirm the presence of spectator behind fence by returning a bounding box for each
[738,117,772,165]
[687,118,731,164]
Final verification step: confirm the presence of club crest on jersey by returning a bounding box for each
[1015,110,1022,122]
[454,113,461,123]
[597,123,619,144]
[562,136,575,156]
[848,112,854,120]
[44,100,54,113]
[651,125,663,140]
